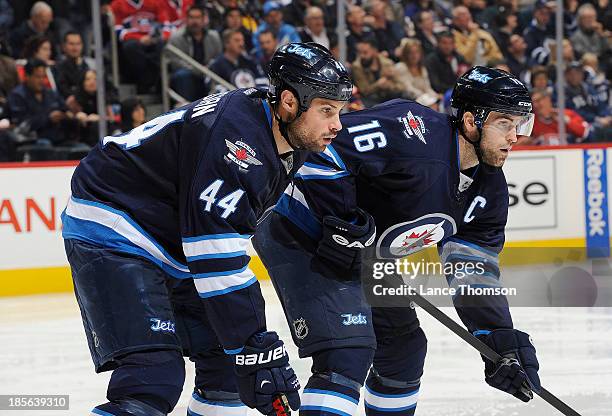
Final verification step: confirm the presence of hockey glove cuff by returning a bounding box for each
[233,331,300,414]
[476,328,541,402]
[316,207,376,275]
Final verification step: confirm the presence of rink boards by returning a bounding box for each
[1,144,610,296]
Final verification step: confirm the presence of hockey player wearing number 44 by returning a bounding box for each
[60,42,353,416]
[254,66,541,416]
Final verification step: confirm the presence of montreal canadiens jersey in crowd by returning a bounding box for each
[274,99,513,332]
[62,88,306,350]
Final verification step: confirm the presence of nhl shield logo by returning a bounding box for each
[377,213,457,258]
[293,317,309,339]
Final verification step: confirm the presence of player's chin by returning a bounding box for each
[495,150,510,166]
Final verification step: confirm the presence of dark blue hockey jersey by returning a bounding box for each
[62,88,306,350]
[274,99,513,332]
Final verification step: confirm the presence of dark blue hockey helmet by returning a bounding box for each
[268,42,353,112]
[450,66,534,136]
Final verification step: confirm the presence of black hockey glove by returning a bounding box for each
[233,331,301,415]
[476,329,541,402]
[316,207,376,275]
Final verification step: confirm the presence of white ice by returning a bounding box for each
[1,274,611,416]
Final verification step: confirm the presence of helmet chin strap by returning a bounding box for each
[273,103,305,151]
[459,122,484,165]
[459,111,500,169]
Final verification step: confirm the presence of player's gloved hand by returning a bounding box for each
[476,329,541,402]
[316,207,376,274]
[233,331,301,415]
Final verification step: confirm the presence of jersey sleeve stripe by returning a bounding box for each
[183,235,251,259]
[186,250,247,261]
[193,264,249,278]
[63,197,190,275]
[194,272,257,299]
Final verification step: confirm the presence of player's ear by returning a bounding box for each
[280,89,299,116]
[462,111,476,134]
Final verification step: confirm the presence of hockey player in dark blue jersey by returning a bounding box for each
[254,67,540,415]
[61,42,353,416]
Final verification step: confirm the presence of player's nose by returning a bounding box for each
[330,115,342,133]
[507,128,518,144]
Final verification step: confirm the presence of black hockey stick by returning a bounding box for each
[406,291,582,416]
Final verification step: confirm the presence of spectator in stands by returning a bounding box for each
[120,97,146,133]
[112,0,171,93]
[223,7,253,53]
[529,65,552,94]
[54,31,92,100]
[298,6,333,50]
[0,38,17,161]
[413,10,437,57]
[570,4,611,73]
[582,53,610,110]
[505,34,529,80]
[8,2,59,59]
[523,0,553,56]
[491,7,518,55]
[563,0,579,35]
[364,0,405,60]
[254,29,277,75]
[477,0,515,29]
[252,1,300,58]
[282,0,311,28]
[451,5,502,66]
[15,35,57,91]
[404,0,447,24]
[8,59,74,145]
[0,120,16,161]
[394,38,438,102]
[66,69,113,146]
[527,89,591,145]
[424,31,469,94]
[163,0,194,29]
[0,0,14,35]
[0,44,19,104]
[542,38,575,71]
[564,61,611,128]
[346,5,373,64]
[351,36,404,107]
[209,29,266,91]
[167,4,222,102]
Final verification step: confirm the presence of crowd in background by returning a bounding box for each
[0,0,610,162]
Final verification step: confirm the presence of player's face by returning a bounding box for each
[480,112,525,167]
[287,98,345,152]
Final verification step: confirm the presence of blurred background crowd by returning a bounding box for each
[0,0,610,162]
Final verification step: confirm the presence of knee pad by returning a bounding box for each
[300,348,374,416]
[373,327,427,384]
[364,328,427,416]
[107,350,185,414]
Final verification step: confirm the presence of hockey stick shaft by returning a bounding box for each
[406,292,582,416]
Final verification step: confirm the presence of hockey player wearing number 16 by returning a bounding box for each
[254,66,541,415]
[60,42,352,416]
